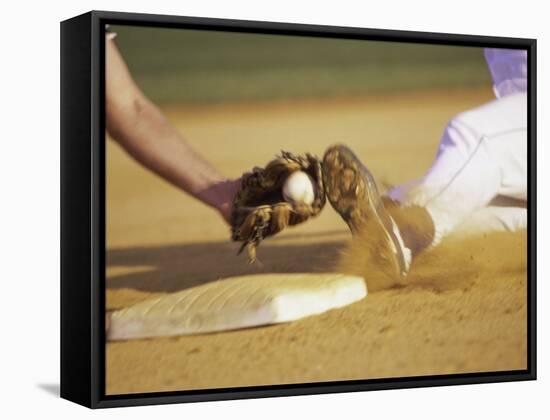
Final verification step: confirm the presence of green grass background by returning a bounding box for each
[111,25,491,105]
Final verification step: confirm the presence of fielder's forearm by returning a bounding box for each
[106,96,227,204]
[105,37,238,221]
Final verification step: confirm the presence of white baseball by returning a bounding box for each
[282,171,315,205]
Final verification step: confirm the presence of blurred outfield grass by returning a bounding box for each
[111,25,491,105]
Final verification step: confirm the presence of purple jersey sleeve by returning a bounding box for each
[484,48,527,98]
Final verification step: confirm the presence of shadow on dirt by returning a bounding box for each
[107,236,346,294]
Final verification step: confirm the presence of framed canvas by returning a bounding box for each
[60,10,536,408]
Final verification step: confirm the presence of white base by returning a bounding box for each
[108,273,367,341]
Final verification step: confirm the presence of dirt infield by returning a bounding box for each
[105,88,527,395]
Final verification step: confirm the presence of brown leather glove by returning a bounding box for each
[231,151,326,262]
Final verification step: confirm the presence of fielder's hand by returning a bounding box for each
[230,151,326,262]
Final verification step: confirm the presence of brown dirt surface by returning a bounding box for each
[106,88,527,395]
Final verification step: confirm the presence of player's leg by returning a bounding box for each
[454,205,527,236]
[387,92,527,243]
[323,92,526,278]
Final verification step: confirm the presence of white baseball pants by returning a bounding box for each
[387,92,527,242]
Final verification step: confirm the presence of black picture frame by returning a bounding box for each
[60,10,537,409]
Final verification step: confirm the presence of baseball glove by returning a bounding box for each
[231,151,326,263]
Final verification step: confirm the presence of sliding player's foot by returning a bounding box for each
[322,144,411,278]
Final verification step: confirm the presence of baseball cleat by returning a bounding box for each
[322,144,411,278]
